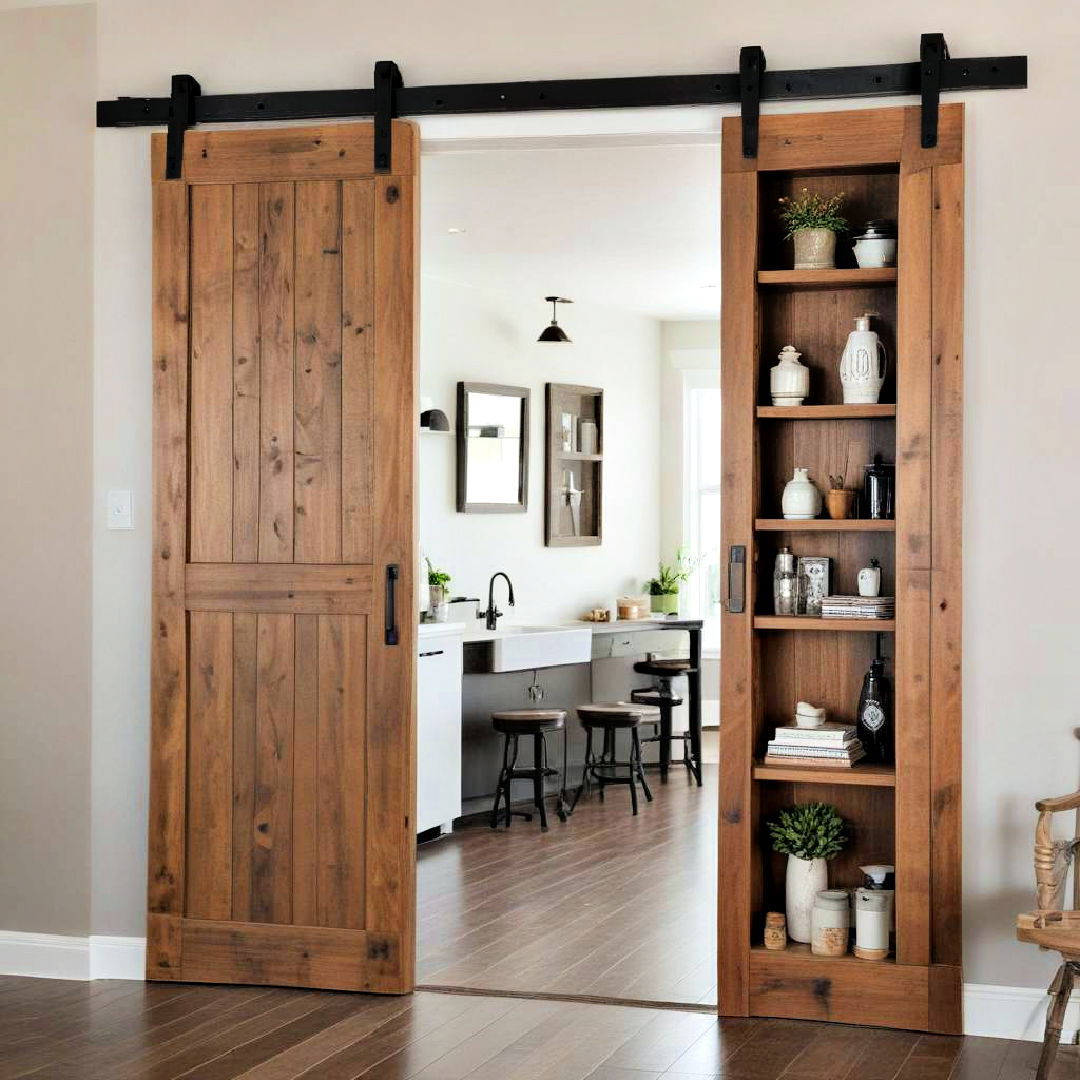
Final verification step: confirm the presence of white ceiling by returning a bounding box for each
[420,141,721,321]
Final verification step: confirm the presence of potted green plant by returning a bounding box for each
[426,557,452,623]
[767,802,848,943]
[778,188,847,271]
[645,547,698,616]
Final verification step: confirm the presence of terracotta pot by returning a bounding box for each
[825,489,855,520]
[792,228,837,270]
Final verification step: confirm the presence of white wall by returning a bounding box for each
[420,276,661,622]
[0,0,1069,1006]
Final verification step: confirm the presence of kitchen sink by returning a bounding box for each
[463,624,593,673]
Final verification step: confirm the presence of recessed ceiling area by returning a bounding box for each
[420,141,721,321]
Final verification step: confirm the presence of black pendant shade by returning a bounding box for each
[538,296,573,343]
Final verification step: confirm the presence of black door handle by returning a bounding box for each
[385,564,400,645]
[419,649,444,658]
[727,545,746,614]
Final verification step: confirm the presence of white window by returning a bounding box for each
[684,373,721,652]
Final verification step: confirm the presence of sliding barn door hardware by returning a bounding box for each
[373,60,403,173]
[99,43,1027,167]
[164,74,200,180]
[920,33,949,148]
[738,46,765,159]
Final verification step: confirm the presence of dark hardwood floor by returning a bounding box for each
[417,758,718,1005]
[0,975,1066,1079]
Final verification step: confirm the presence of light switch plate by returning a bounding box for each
[107,489,134,530]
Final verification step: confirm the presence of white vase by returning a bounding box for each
[781,467,822,520]
[857,564,882,598]
[428,586,448,623]
[839,313,888,404]
[792,228,836,270]
[786,855,828,944]
[769,345,809,406]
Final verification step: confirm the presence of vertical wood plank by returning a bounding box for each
[366,169,418,982]
[341,179,375,564]
[252,613,294,923]
[317,615,367,929]
[293,614,319,927]
[148,178,189,980]
[928,155,964,1034]
[718,166,758,1019]
[233,184,261,563]
[190,186,234,563]
[895,156,934,969]
[258,182,295,563]
[295,181,343,563]
[231,611,257,921]
[186,611,233,921]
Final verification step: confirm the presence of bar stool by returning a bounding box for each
[632,658,701,786]
[489,709,569,831]
[573,702,657,816]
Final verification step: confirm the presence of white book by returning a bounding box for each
[773,723,855,744]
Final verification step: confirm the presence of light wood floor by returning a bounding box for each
[417,762,718,1005]
[0,975,1067,1079]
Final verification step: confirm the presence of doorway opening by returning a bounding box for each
[413,136,721,1008]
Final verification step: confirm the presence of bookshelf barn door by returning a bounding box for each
[718,106,963,1032]
[148,123,419,992]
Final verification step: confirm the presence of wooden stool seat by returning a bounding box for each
[630,687,684,708]
[489,710,569,831]
[492,709,566,734]
[633,659,696,678]
[578,702,654,729]
[573,703,654,815]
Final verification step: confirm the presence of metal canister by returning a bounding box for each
[853,887,892,960]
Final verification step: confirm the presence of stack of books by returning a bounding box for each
[820,595,895,620]
[765,722,865,769]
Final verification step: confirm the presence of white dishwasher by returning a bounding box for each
[416,622,465,836]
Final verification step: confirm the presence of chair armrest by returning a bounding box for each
[1037,791,1080,813]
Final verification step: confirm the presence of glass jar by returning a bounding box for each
[773,547,798,616]
[811,889,850,957]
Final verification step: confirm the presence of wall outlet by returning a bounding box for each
[107,490,134,530]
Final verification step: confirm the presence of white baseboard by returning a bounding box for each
[0,931,145,981]
[964,982,1071,1042]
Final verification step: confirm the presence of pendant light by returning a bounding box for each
[538,296,573,343]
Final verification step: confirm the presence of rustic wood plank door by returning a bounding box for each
[148,122,418,992]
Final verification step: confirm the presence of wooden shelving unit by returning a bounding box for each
[544,384,603,547]
[718,106,964,1034]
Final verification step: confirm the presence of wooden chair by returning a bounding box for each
[1017,788,1080,1078]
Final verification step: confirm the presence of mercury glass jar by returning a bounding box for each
[773,547,799,616]
[811,889,851,957]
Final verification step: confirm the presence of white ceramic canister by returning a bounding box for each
[811,889,851,957]
[782,468,822,520]
[853,887,892,960]
[857,562,882,598]
[786,856,828,944]
[770,345,810,406]
[852,221,898,269]
[839,313,888,404]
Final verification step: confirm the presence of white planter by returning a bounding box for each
[786,855,828,944]
[792,228,836,270]
[781,467,822,520]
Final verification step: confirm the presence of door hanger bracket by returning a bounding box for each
[374,60,403,173]
[739,45,766,159]
[165,74,201,180]
[920,33,949,148]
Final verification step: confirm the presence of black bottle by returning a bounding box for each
[856,656,893,765]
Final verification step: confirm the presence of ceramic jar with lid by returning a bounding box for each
[811,889,851,957]
[852,220,897,269]
[853,888,891,960]
[770,345,810,406]
[781,468,822,520]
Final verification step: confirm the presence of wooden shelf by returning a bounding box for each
[753,760,896,787]
[755,518,895,532]
[756,267,897,288]
[557,452,602,462]
[750,943,894,965]
[756,404,897,420]
[754,616,895,633]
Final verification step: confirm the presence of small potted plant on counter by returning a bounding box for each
[778,188,847,270]
[426,557,452,623]
[645,547,698,616]
[767,802,848,944]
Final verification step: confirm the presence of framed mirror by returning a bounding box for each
[456,382,530,513]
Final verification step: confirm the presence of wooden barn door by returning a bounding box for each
[148,122,418,992]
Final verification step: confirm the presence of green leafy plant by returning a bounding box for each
[426,557,451,595]
[767,802,848,861]
[645,547,700,596]
[778,189,848,238]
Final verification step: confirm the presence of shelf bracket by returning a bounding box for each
[164,74,200,180]
[374,60,403,173]
[739,45,766,159]
[919,33,949,149]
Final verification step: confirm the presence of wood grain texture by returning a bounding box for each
[186,563,373,613]
[151,122,417,184]
[231,612,257,922]
[291,614,319,928]
[294,180,343,563]
[189,185,234,563]
[148,178,190,979]
[258,182,295,563]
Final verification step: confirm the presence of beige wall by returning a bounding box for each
[0,3,95,936]
[0,0,1071,998]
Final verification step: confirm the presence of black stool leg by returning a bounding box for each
[533,732,549,831]
[633,728,653,803]
[490,732,510,829]
[627,729,639,816]
[572,726,594,813]
[658,693,673,783]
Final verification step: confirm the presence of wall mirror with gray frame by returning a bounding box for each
[456,382,530,513]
